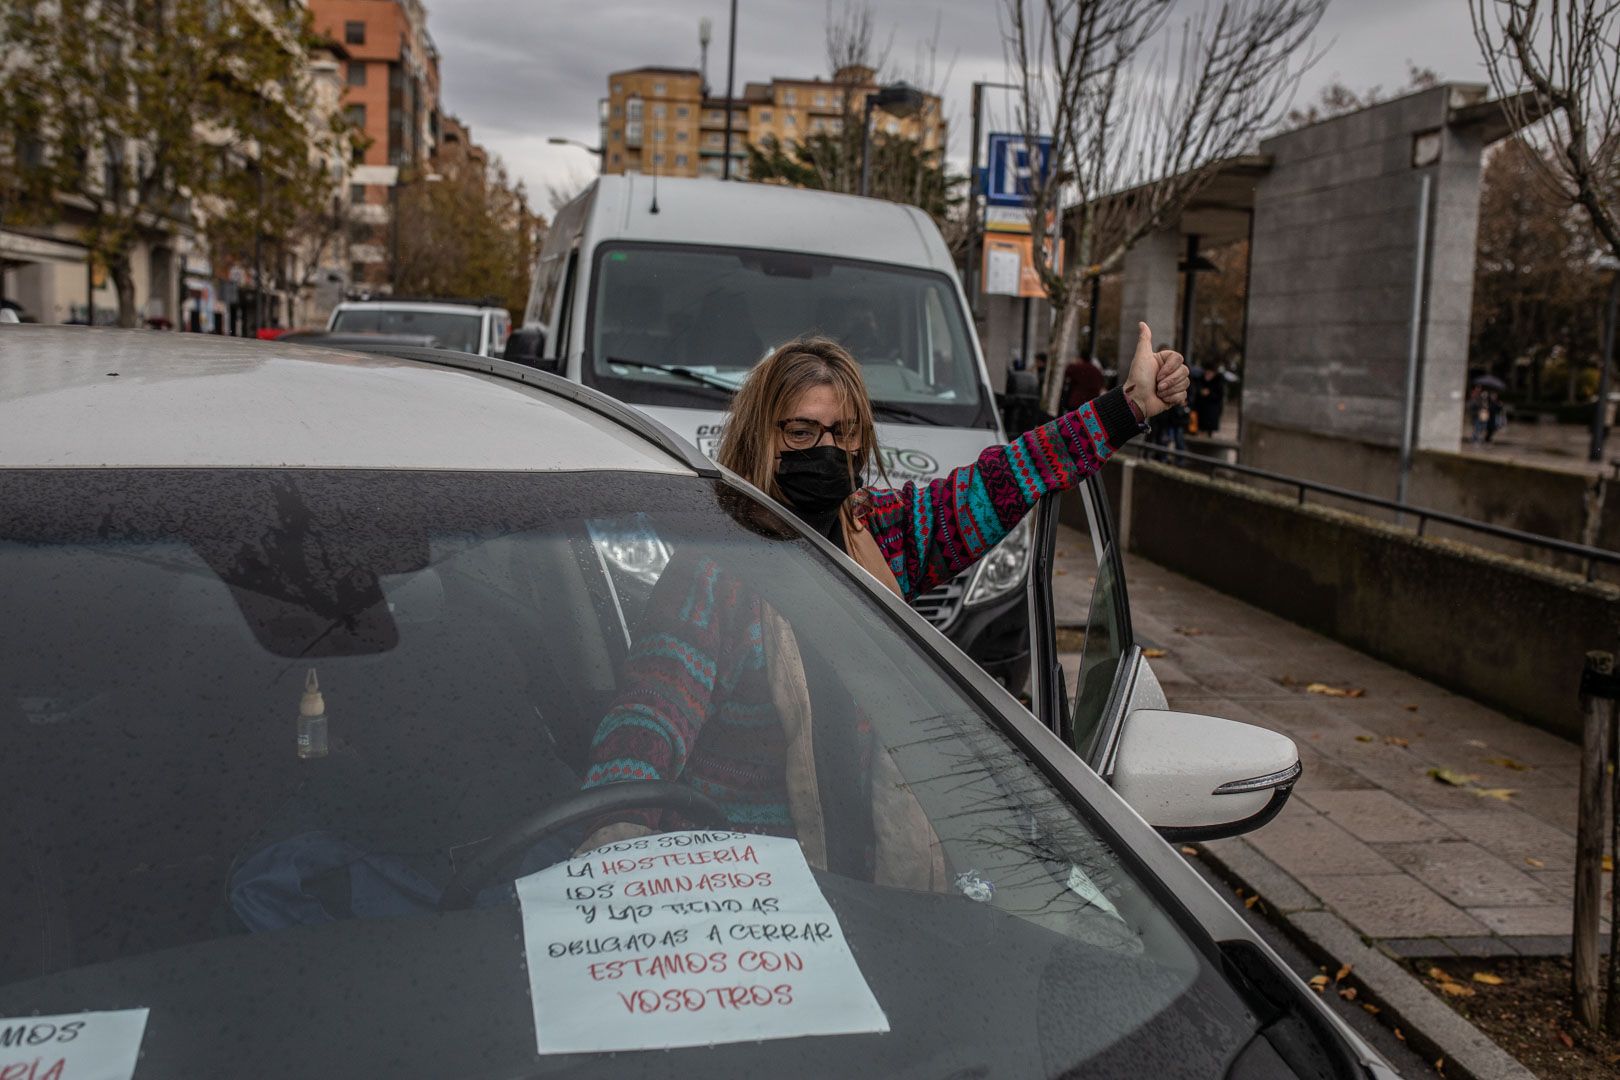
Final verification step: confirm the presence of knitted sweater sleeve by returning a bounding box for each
[864,387,1144,601]
[582,554,755,792]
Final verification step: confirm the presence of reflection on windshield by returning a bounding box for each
[331,308,482,352]
[586,243,983,423]
[0,467,1252,1077]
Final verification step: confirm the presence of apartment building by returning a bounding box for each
[309,0,442,289]
[600,64,944,181]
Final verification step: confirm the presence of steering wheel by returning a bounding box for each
[438,781,730,910]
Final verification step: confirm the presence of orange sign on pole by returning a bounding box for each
[981,232,1062,299]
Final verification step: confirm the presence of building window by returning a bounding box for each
[346,103,366,128]
[759,109,772,122]
[784,114,795,128]
[653,82,666,95]
[612,152,622,164]
[783,89,796,105]
[653,153,664,165]
[675,130,688,141]
[814,92,827,107]
[675,154,688,166]
[612,82,623,95]
[347,62,366,87]
[626,98,643,121]
[344,20,365,45]
[349,183,365,204]
[676,106,689,118]
[652,103,665,119]
[653,129,664,142]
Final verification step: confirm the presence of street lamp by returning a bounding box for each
[547,136,604,157]
[859,81,927,198]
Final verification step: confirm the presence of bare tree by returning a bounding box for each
[1003,0,1326,413]
[1470,1,1620,262]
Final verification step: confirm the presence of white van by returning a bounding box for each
[514,175,1031,687]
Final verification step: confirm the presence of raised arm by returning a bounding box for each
[864,386,1146,600]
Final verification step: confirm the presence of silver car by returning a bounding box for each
[0,328,1397,1078]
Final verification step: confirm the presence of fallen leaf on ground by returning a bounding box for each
[1433,1058,1445,1076]
[1394,1027,1405,1041]
[1244,894,1260,909]
[1404,704,1419,711]
[1143,647,1168,659]
[1427,966,1452,982]
[1334,962,1352,982]
[1471,972,1505,985]
[1385,735,1410,747]
[1362,1003,1380,1015]
[1556,1029,1574,1049]
[1307,974,1329,992]
[1355,735,1375,743]
[1525,857,1546,868]
[1437,982,1475,997]
[1175,626,1205,636]
[1307,682,1365,698]
[1179,845,1198,856]
[1486,756,1530,771]
[1466,739,1488,749]
[1055,568,1068,576]
[1474,787,1518,801]
[1338,987,1358,1002]
[1428,767,1479,787]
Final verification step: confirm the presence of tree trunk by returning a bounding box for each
[1041,298,1085,416]
[111,256,138,328]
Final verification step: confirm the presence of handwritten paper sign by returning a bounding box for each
[0,1009,148,1080]
[516,830,889,1054]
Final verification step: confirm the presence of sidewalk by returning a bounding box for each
[1052,527,1613,1074]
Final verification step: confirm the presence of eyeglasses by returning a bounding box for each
[776,417,861,450]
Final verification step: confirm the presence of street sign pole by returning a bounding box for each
[967,82,984,314]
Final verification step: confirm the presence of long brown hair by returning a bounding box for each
[715,337,884,509]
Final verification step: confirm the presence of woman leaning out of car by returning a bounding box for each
[579,324,1190,885]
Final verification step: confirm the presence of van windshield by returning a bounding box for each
[584,243,992,428]
[331,308,482,354]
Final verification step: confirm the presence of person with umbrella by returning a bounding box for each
[1469,375,1506,444]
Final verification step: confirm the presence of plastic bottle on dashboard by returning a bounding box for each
[297,667,329,760]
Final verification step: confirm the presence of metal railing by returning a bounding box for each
[1119,441,1620,582]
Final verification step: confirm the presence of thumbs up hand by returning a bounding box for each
[1125,321,1188,420]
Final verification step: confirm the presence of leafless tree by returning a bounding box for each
[1470,1,1620,263]
[1003,0,1326,412]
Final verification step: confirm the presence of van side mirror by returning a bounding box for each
[1110,710,1300,842]
[502,326,554,372]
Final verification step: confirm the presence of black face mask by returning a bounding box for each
[776,445,857,536]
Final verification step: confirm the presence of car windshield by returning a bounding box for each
[0,468,1259,1078]
[331,308,482,353]
[584,243,992,428]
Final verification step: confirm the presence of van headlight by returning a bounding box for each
[963,517,1031,608]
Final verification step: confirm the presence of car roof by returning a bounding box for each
[0,327,699,473]
[583,175,952,270]
[331,301,502,314]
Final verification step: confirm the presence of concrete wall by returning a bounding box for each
[1245,85,1487,452]
[1116,459,1620,741]
[977,293,1051,395]
[1240,420,1600,575]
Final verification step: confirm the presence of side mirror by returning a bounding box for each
[502,326,556,372]
[1110,710,1300,842]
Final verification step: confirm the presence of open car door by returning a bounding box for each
[1025,473,1302,842]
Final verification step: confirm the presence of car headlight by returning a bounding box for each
[589,521,672,586]
[963,517,1031,608]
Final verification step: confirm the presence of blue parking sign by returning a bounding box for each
[985,133,1052,207]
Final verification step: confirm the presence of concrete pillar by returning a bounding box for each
[1244,84,1489,457]
[1116,228,1180,374]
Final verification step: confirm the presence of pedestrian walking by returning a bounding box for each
[577,324,1189,879]
[1485,390,1504,443]
[1194,364,1228,434]
[1060,353,1107,412]
[1467,385,1490,444]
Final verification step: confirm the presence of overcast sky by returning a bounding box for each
[427,0,1489,210]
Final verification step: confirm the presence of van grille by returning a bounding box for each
[913,576,965,632]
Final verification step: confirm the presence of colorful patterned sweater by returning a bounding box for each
[582,388,1145,833]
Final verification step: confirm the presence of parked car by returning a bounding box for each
[328,297,510,357]
[0,327,1395,1079]
[278,329,442,351]
[509,175,1033,691]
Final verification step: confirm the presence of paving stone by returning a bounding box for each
[1374,841,1554,907]
[1501,786,1581,835]
[1303,789,1458,843]
[1291,749,1378,793]
[1466,906,1575,937]
[1443,936,1520,958]
[1377,937,1457,959]
[1196,836,1322,914]
[1244,804,1400,878]
[1505,935,1574,957]
[1427,807,1576,871]
[1298,873,1491,938]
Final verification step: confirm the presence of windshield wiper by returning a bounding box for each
[871,401,945,426]
[603,356,737,393]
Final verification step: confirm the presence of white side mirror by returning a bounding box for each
[1110,710,1300,842]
